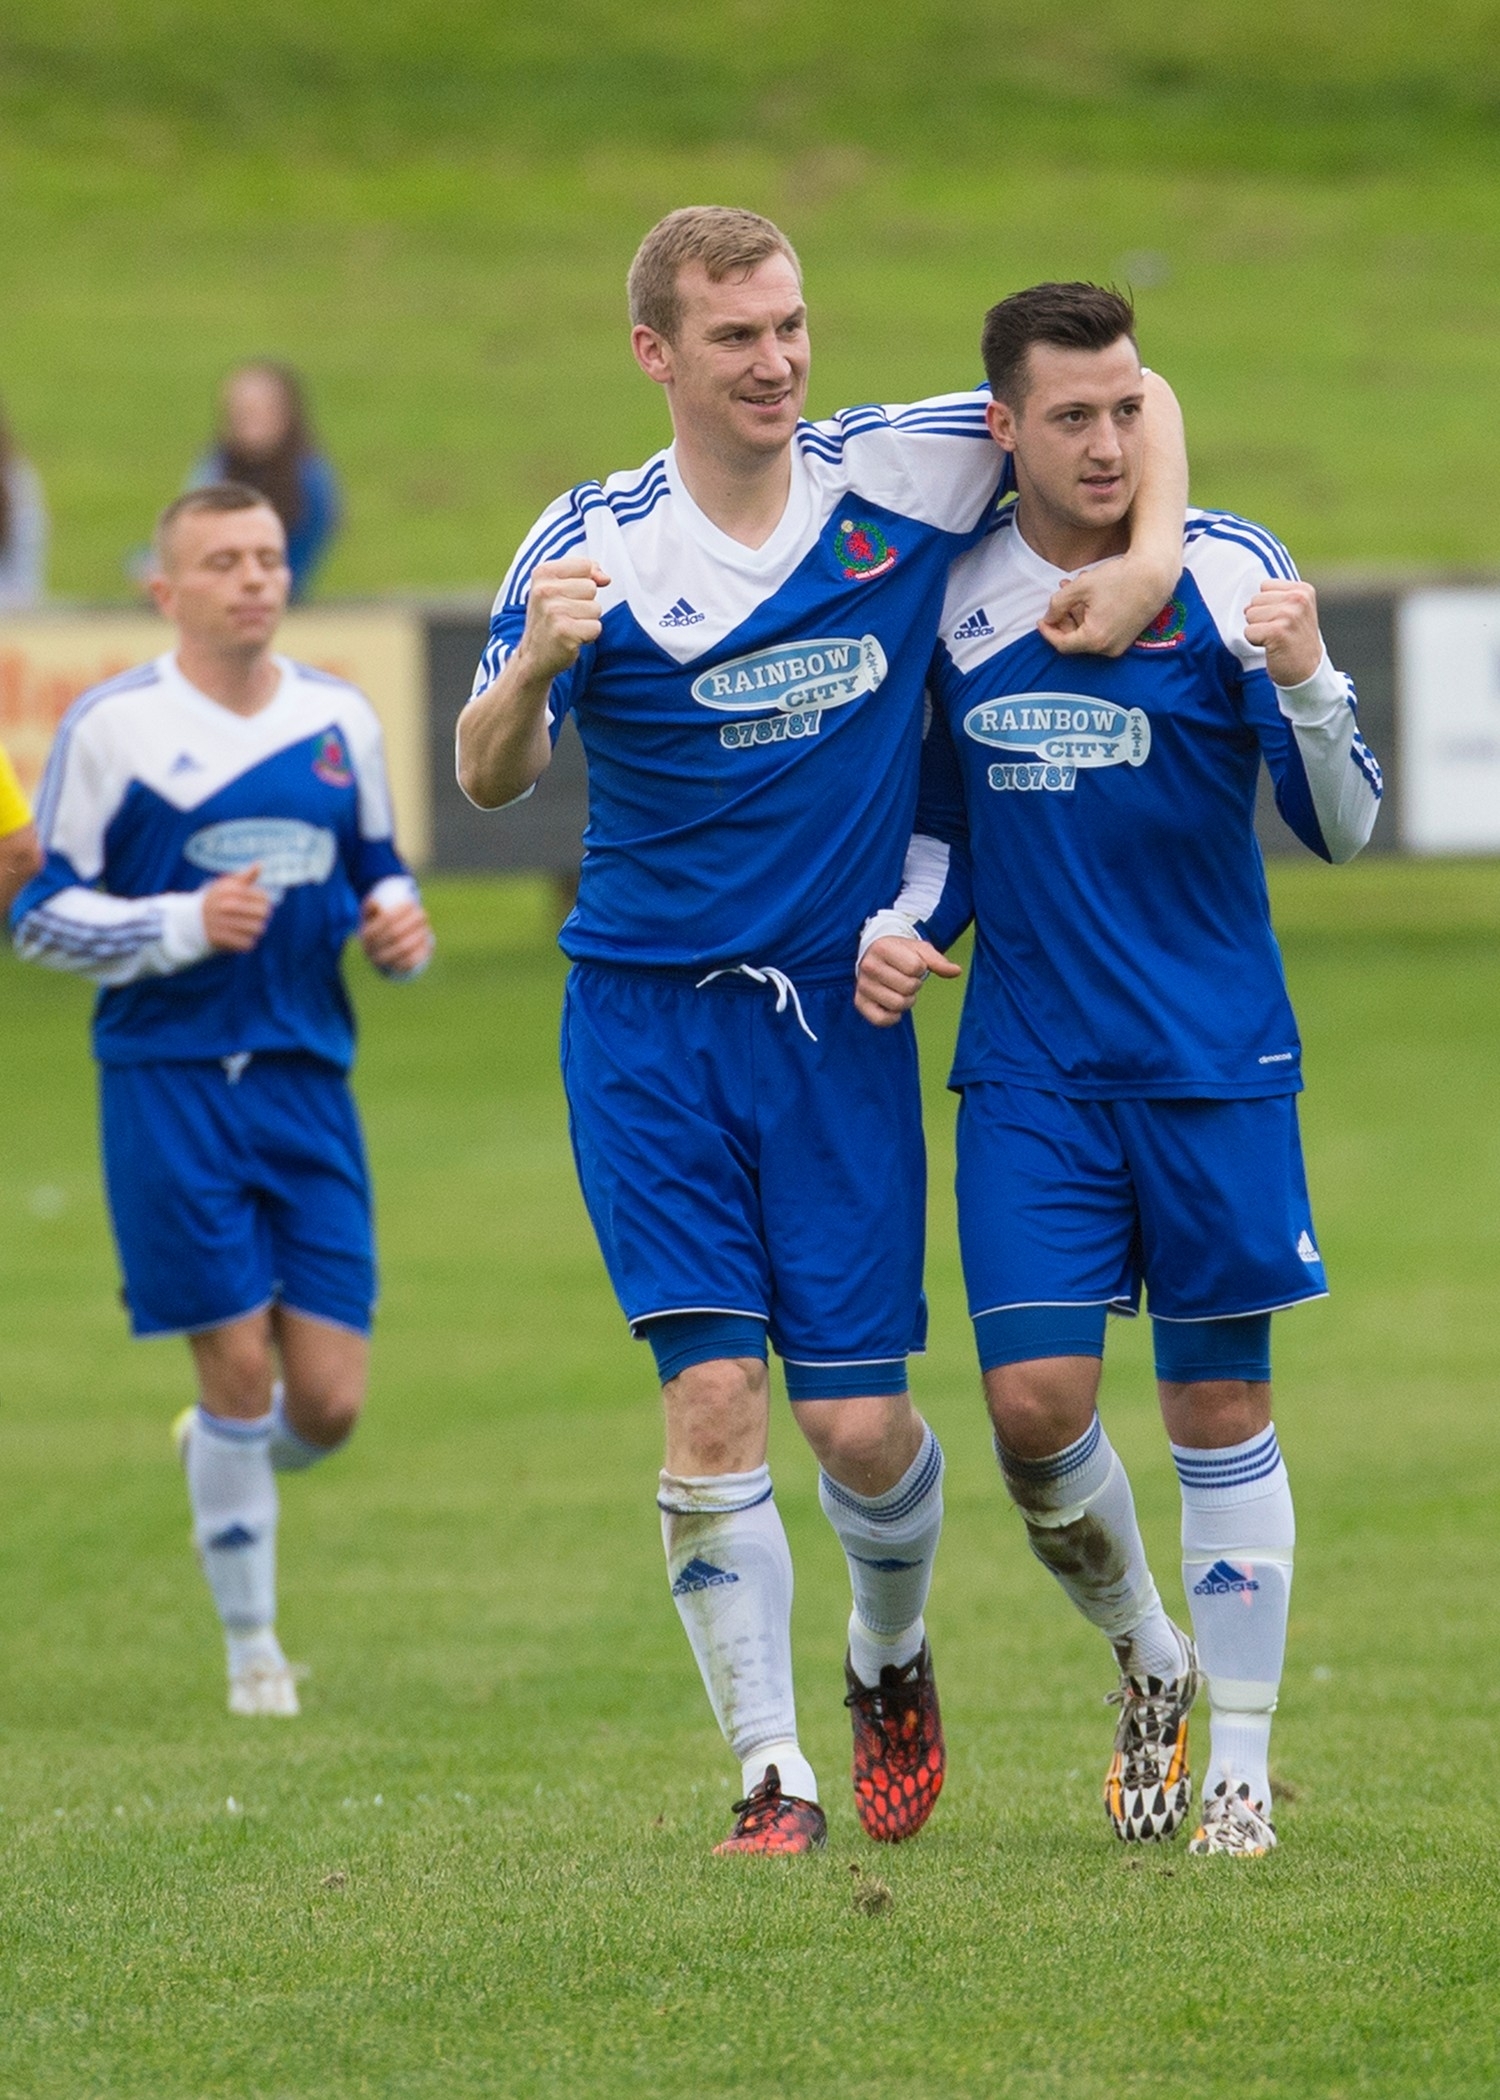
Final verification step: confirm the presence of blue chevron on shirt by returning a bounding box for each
[469,394,1011,977]
[893,507,1382,1099]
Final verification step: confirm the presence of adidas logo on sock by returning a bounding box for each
[1192,1558,1260,1597]
[952,607,995,640]
[671,1556,739,1595]
[207,1522,259,1551]
[1296,1230,1321,1263]
[849,1553,922,1571]
[659,596,705,628]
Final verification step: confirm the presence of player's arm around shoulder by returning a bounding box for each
[456,553,610,809]
[1044,371,1188,658]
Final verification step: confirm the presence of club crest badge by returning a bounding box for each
[834,518,898,580]
[1133,597,1187,651]
[312,729,354,786]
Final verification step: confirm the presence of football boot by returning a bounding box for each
[227,1655,300,1717]
[712,1764,826,1856]
[1188,1780,1277,1857]
[1103,1631,1201,1842]
[844,1640,945,1843]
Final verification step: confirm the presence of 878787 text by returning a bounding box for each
[987,762,1078,793]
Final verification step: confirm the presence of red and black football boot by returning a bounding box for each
[712,1764,827,1856]
[844,1640,946,1843]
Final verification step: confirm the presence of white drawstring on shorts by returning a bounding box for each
[695,964,819,1042]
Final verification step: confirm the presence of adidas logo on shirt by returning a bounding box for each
[952,608,995,641]
[1296,1230,1321,1263]
[169,751,203,774]
[1192,1558,1261,1597]
[660,597,705,628]
[670,1557,738,1595]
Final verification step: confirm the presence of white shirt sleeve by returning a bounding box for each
[15,886,213,984]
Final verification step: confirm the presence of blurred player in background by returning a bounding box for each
[194,363,341,601]
[858,283,1381,1857]
[11,485,432,1715]
[458,210,1187,1853]
[0,736,43,913]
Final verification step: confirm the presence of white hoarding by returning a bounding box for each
[1399,590,1500,855]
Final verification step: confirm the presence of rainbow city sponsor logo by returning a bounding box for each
[184,817,338,898]
[692,635,889,749]
[963,692,1151,792]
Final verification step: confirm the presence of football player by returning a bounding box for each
[13,485,432,1714]
[858,282,1381,1857]
[458,213,1188,1852]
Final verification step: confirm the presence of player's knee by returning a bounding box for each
[796,1394,919,1488]
[192,1319,275,1416]
[984,1357,1100,1461]
[282,1376,365,1450]
[662,1353,769,1475]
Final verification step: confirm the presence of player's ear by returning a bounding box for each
[631,323,674,387]
[985,397,1019,454]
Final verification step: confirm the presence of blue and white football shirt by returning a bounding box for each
[13,653,417,1069]
[472,395,1010,978]
[888,507,1382,1098]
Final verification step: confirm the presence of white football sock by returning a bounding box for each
[819,1424,944,1687]
[268,1381,338,1473]
[658,1465,817,1803]
[226,1626,288,1678]
[185,1406,278,1635]
[997,1414,1182,1682]
[1175,1424,1295,1811]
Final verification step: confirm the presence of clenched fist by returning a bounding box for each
[516,553,611,682]
[855,935,962,1027]
[202,865,273,953]
[1244,579,1322,688]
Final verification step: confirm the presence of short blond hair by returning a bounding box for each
[627,207,802,341]
[152,481,282,569]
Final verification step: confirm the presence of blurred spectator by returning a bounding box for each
[0,399,49,610]
[194,363,340,601]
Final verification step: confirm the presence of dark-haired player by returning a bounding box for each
[459,210,1189,1853]
[13,485,432,1715]
[859,283,1380,1858]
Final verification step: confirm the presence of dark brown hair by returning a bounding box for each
[152,481,282,567]
[981,283,1138,406]
[215,362,315,534]
[627,207,801,341]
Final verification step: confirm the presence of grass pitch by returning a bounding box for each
[3,862,1499,2098]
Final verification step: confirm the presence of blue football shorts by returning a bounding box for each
[99,1053,376,1338]
[956,1079,1327,1326]
[561,963,928,1384]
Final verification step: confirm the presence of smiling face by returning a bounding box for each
[988,335,1145,552]
[151,502,291,655]
[631,254,810,470]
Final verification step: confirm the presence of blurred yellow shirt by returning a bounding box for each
[0,740,32,837]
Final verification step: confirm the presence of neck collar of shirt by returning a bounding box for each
[1008,512,1125,589]
[663,443,814,575]
[162,651,291,727]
